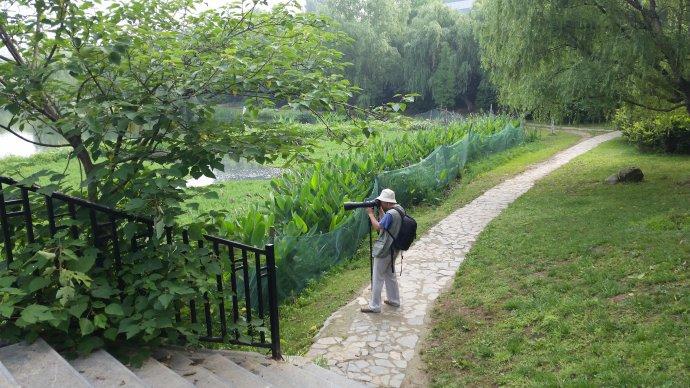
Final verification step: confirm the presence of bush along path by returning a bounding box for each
[306,131,621,387]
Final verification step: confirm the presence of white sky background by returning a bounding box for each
[0,0,306,15]
[200,0,306,11]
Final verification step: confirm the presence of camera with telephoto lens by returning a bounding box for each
[343,199,380,211]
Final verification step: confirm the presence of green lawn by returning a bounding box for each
[278,130,582,354]
[423,139,690,386]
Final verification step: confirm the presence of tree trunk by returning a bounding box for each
[64,134,97,200]
[462,96,476,113]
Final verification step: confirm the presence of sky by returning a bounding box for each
[199,0,306,11]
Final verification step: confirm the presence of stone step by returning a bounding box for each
[69,349,148,388]
[284,355,369,388]
[221,351,335,388]
[0,360,20,388]
[301,363,370,388]
[183,351,273,388]
[129,357,194,388]
[0,338,92,388]
[153,349,232,388]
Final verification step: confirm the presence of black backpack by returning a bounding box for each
[387,207,417,251]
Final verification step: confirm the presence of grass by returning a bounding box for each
[422,139,690,386]
[277,130,582,355]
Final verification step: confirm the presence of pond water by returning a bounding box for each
[0,130,283,187]
[186,159,283,187]
[0,130,63,158]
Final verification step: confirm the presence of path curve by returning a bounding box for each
[306,131,622,387]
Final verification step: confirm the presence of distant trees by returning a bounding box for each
[475,0,690,121]
[314,0,492,112]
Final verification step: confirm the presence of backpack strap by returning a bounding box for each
[384,207,405,274]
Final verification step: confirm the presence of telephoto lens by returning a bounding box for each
[343,200,379,211]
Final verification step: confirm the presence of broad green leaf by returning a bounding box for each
[0,304,14,318]
[105,303,125,316]
[157,294,174,309]
[69,302,88,318]
[94,314,107,329]
[79,318,95,335]
[27,277,51,293]
[19,304,54,324]
[56,286,76,305]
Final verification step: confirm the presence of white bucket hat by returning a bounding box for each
[375,188,397,204]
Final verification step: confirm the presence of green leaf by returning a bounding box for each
[68,253,96,272]
[36,250,56,261]
[124,198,146,211]
[103,327,118,341]
[79,318,95,335]
[291,213,308,234]
[92,285,115,299]
[0,304,14,318]
[105,303,125,316]
[204,191,219,199]
[157,294,174,309]
[76,336,103,355]
[188,224,204,241]
[310,172,319,191]
[56,286,76,305]
[19,304,54,324]
[0,276,15,288]
[120,322,142,339]
[27,277,51,293]
[94,314,107,329]
[69,302,88,318]
[154,219,165,239]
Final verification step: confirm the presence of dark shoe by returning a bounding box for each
[384,300,400,307]
[360,307,380,313]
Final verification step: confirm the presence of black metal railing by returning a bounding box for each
[0,176,281,359]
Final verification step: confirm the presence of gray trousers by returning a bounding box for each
[369,251,401,311]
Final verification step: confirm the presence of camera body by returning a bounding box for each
[343,199,380,211]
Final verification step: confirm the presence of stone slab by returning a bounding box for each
[185,352,273,387]
[0,338,92,388]
[70,349,147,387]
[129,357,194,388]
[153,349,230,388]
[0,360,20,388]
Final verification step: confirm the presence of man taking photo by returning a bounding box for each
[361,188,403,313]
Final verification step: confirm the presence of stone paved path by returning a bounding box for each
[306,131,621,387]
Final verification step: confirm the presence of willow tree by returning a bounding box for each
[476,0,690,120]
[0,0,376,223]
[316,0,486,111]
[404,1,482,111]
[316,0,409,106]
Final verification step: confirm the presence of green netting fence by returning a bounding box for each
[265,123,525,302]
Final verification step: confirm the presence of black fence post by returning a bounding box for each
[0,182,13,266]
[265,244,281,360]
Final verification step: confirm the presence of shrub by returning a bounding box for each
[614,106,690,153]
[0,220,219,357]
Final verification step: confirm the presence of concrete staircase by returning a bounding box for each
[0,338,366,388]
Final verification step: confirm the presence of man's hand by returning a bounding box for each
[366,207,381,231]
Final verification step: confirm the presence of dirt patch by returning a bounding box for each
[676,179,690,187]
[533,270,548,278]
[523,324,544,340]
[589,243,613,257]
[609,293,630,303]
[458,305,493,322]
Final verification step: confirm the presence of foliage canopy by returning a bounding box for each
[475,0,690,121]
